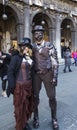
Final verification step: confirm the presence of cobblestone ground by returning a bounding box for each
[0,64,77,130]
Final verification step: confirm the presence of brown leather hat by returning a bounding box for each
[32,25,45,33]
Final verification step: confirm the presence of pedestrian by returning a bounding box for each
[0,51,11,97]
[73,49,77,66]
[63,48,72,73]
[71,50,74,65]
[7,37,34,130]
[32,25,59,130]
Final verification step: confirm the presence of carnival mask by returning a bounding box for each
[34,31,43,42]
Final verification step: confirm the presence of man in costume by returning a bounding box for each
[32,25,59,130]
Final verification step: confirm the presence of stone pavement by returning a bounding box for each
[0,64,77,130]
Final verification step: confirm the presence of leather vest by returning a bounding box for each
[33,42,52,73]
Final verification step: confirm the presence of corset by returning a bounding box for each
[17,61,32,82]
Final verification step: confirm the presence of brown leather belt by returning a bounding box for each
[36,69,51,74]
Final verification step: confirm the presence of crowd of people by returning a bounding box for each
[1,25,77,130]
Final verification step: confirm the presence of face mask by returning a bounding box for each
[34,31,43,42]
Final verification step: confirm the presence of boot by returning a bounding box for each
[49,99,59,130]
[23,123,32,130]
[33,107,39,129]
[69,69,72,72]
[33,117,39,129]
[63,69,66,73]
[52,119,59,130]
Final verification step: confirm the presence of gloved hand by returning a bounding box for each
[51,78,57,86]
[6,86,14,97]
[6,87,11,97]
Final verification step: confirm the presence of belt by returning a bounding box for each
[35,69,51,74]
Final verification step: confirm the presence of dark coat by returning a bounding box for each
[7,50,22,95]
[64,50,71,66]
[0,52,11,79]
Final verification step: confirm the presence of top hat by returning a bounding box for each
[18,37,32,49]
[32,25,45,33]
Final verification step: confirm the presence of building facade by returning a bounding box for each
[0,0,77,59]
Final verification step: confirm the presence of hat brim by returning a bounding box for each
[25,44,33,49]
[19,43,32,49]
[32,29,45,33]
[18,42,24,47]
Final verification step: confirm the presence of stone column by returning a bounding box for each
[71,29,77,51]
[24,5,30,38]
[55,15,61,59]
[49,27,55,44]
[16,23,24,43]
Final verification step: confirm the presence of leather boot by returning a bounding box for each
[23,123,32,130]
[49,99,59,130]
[33,117,39,129]
[69,69,72,72]
[63,69,66,73]
[52,119,59,130]
[49,98,57,120]
[33,107,39,129]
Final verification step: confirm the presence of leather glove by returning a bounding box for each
[6,87,11,97]
[10,87,14,94]
[51,78,57,86]
[6,86,14,97]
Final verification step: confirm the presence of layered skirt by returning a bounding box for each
[13,80,34,130]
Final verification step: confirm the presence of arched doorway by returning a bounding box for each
[32,12,52,42]
[0,3,23,53]
[61,18,74,58]
[0,4,17,52]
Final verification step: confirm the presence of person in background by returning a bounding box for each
[9,45,15,54]
[0,51,11,97]
[63,48,72,73]
[7,38,34,130]
[71,49,75,65]
[32,25,59,130]
[73,49,77,66]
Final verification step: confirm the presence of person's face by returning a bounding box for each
[23,46,29,55]
[34,31,43,42]
[20,46,29,55]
